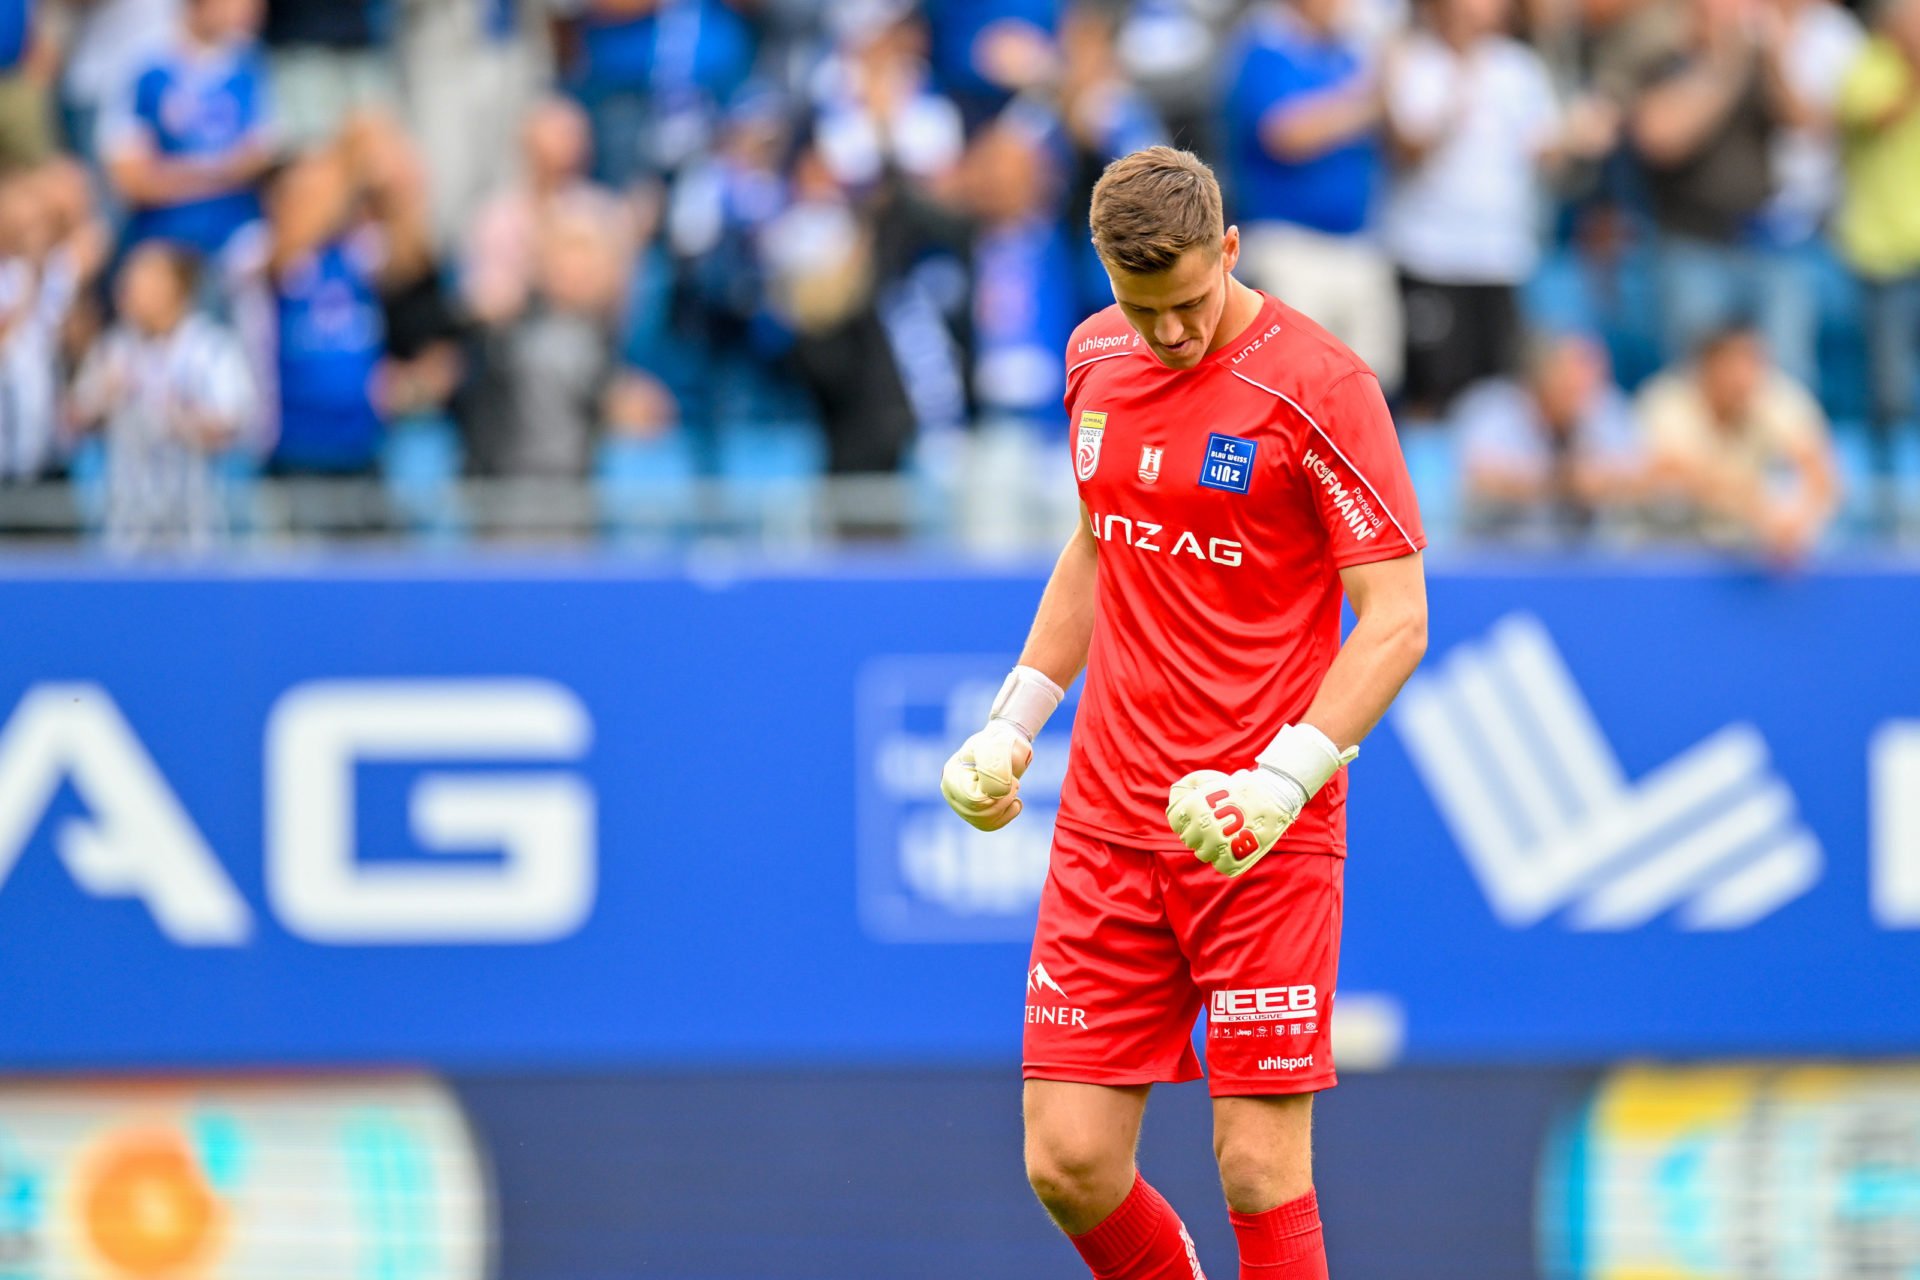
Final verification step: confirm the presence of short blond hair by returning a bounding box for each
[1089,146,1224,275]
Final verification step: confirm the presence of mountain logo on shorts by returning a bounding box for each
[1028,962,1069,998]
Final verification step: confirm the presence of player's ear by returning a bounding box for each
[1220,225,1241,277]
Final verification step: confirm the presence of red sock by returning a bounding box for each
[1230,1189,1327,1279]
[1069,1172,1208,1279]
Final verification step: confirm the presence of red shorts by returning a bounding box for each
[1023,824,1343,1097]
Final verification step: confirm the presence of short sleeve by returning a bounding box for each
[1302,370,1425,566]
[1517,50,1563,152]
[1456,380,1547,477]
[186,327,257,426]
[1757,374,1827,455]
[1227,38,1306,132]
[1837,41,1907,130]
[98,65,160,159]
[1636,376,1703,462]
[1387,42,1451,138]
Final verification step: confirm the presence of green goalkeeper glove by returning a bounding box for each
[940,666,1064,831]
[1166,723,1358,876]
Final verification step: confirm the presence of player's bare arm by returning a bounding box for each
[939,510,1098,832]
[1301,552,1429,747]
[1169,551,1427,877]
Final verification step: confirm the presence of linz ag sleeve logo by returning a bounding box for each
[1199,433,1256,494]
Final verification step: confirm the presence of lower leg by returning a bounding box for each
[1214,1094,1326,1280]
[1026,1080,1207,1279]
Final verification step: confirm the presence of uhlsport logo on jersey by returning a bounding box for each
[1138,446,1163,484]
[1075,411,1107,481]
[1199,433,1256,494]
[1392,613,1822,931]
[1026,962,1088,1028]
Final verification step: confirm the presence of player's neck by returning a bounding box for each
[1203,278,1267,360]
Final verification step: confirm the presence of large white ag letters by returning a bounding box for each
[266,679,595,943]
[0,683,251,944]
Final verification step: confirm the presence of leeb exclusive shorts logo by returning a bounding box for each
[1076,412,1107,481]
[1200,433,1256,494]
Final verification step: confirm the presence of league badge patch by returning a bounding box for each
[1199,433,1257,494]
[1076,411,1107,481]
[1138,446,1163,484]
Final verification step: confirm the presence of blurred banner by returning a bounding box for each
[1542,1063,1920,1279]
[0,560,1915,1069]
[0,1074,489,1280]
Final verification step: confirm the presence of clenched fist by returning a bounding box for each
[941,721,1036,831]
[1167,767,1308,876]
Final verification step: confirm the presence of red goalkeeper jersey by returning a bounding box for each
[1056,291,1426,855]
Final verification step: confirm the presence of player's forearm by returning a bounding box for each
[1302,555,1428,750]
[1261,88,1381,162]
[1017,521,1099,690]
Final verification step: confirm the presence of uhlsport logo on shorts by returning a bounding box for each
[1075,412,1107,481]
[1257,1055,1315,1072]
[1393,613,1823,931]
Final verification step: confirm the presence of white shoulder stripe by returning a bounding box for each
[1066,349,1143,375]
[1229,368,1421,551]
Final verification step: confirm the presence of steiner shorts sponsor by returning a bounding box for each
[1026,1003,1089,1029]
[1257,1055,1315,1072]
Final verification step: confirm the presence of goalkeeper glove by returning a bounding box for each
[1166,723,1358,876]
[940,666,1065,831]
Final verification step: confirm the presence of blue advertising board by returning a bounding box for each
[0,557,1915,1069]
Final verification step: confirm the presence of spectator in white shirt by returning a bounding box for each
[1383,0,1614,415]
[0,160,106,482]
[1758,0,1865,247]
[68,241,255,551]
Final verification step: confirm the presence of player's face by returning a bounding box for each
[1106,231,1240,370]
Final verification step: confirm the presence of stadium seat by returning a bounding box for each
[1399,426,1459,549]
[597,431,701,548]
[381,415,467,545]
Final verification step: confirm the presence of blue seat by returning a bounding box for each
[597,432,700,546]
[1399,426,1459,548]
[381,415,466,543]
[713,420,825,484]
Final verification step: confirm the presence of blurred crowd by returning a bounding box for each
[0,0,1915,555]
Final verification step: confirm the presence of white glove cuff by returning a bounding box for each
[1255,722,1358,799]
[988,665,1065,741]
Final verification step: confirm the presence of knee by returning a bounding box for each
[1025,1131,1133,1225]
[1214,1132,1311,1215]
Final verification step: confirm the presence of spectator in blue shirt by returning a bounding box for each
[102,0,276,261]
[926,0,1059,126]
[259,145,386,474]
[1221,0,1401,390]
[564,0,757,188]
[967,117,1075,430]
[1057,4,1165,314]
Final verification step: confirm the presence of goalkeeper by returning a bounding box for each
[941,147,1427,1280]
